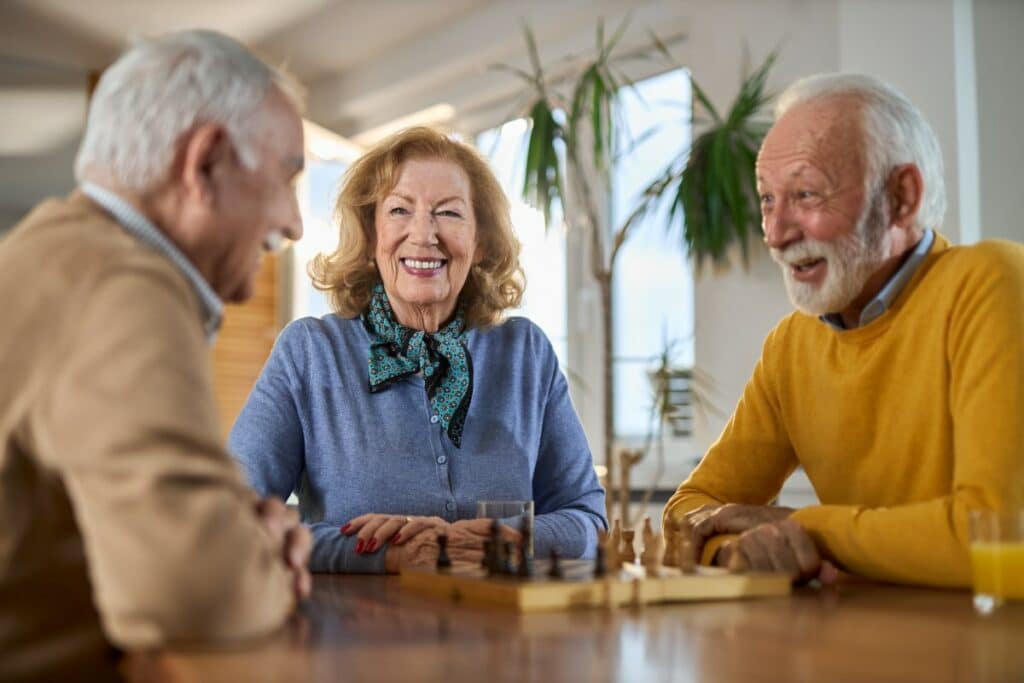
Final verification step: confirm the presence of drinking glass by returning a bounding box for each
[968,509,1024,615]
[476,500,534,557]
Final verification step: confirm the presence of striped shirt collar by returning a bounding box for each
[821,229,935,330]
[81,182,223,342]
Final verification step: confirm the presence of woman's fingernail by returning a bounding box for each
[356,539,365,553]
[367,539,378,552]
[340,523,352,533]
[391,533,401,544]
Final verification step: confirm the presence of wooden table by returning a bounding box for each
[128,574,1024,683]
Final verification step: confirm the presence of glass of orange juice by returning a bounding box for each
[969,509,1024,615]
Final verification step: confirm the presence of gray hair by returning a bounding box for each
[775,73,946,231]
[75,29,304,191]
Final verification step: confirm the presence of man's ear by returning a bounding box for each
[887,163,924,229]
[180,123,230,205]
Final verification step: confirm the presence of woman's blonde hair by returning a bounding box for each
[309,126,525,329]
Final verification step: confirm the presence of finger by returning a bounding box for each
[294,568,312,601]
[395,518,447,544]
[757,524,797,573]
[818,559,839,585]
[370,518,406,548]
[355,517,393,553]
[736,531,773,572]
[778,520,821,579]
[448,548,484,565]
[255,497,291,542]
[340,513,378,535]
[285,525,312,569]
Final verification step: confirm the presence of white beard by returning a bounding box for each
[771,192,891,317]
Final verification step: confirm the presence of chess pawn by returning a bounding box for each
[662,527,679,568]
[640,532,663,574]
[547,549,564,579]
[675,534,697,575]
[641,516,655,553]
[602,529,622,571]
[610,518,622,555]
[621,529,636,564]
[436,533,452,570]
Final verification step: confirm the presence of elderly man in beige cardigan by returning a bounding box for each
[0,30,309,681]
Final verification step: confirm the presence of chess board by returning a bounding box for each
[399,559,791,612]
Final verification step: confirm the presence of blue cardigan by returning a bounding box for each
[229,314,607,573]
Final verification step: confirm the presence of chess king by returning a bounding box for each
[664,72,1024,588]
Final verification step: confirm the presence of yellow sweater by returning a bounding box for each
[665,234,1024,587]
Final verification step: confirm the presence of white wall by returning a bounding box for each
[974,0,1024,242]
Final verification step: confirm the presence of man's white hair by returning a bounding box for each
[775,73,947,231]
[75,29,304,191]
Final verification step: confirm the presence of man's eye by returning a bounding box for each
[759,194,773,206]
[795,190,817,200]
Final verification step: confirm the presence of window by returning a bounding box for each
[611,69,694,439]
[476,119,568,364]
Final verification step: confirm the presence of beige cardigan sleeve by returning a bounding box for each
[31,259,294,649]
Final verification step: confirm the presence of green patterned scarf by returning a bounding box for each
[362,284,473,447]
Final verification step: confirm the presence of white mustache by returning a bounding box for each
[770,242,830,267]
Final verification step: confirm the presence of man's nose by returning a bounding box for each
[283,193,303,242]
[762,200,801,251]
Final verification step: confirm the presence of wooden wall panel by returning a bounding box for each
[210,254,280,438]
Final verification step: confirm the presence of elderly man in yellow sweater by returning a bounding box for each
[663,73,1024,588]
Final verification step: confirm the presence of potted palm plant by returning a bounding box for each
[501,23,774,519]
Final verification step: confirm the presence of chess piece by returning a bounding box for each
[675,534,697,575]
[641,516,655,553]
[621,529,636,564]
[436,533,452,571]
[662,517,680,568]
[484,519,502,575]
[606,532,622,572]
[641,532,663,574]
[502,540,515,575]
[610,518,622,556]
[517,522,534,578]
[547,549,564,579]
[594,531,608,578]
[481,539,492,570]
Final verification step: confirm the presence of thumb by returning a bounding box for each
[817,559,839,585]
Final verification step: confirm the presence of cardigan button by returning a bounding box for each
[437,455,447,465]
[430,415,439,424]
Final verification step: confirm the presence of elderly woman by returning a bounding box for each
[229,127,606,573]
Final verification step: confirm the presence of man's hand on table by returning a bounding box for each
[717,519,839,584]
[255,496,313,600]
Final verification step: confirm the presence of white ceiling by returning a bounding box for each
[0,0,691,213]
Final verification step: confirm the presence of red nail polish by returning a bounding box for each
[340,523,352,533]
[391,533,400,544]
[356,539,364,553]
[367,539,377,552]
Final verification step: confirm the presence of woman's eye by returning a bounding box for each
[388,206,409,216]
[436,210,462,218]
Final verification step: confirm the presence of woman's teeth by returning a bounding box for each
[403,258,443,269]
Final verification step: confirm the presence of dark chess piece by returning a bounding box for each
[481,539,492,570]
[593,542,607,578]
[436,533,452,571]
[547,549,564,579]
[485,519,502,575]
[502,540,515,575]
[517,523,534,578]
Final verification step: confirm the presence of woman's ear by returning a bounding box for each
[180,123,229,205]
[887,163,924,229]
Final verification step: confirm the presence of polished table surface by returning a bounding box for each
[129,574,1024,683]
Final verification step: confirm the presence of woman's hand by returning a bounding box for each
[340,513,447,553]
[383,521,515,573]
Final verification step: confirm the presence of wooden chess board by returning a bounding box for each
[399,559,791,612]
